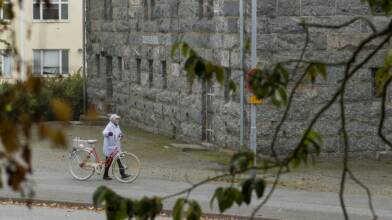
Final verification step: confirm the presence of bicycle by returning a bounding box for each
[68,137,140,183]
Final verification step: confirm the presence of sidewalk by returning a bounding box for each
[0,205,105,220]
[1,171,392,220]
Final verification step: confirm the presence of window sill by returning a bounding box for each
[32,20,70,23]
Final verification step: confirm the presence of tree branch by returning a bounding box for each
[378,77,392,148]
[305,16,377,33]
[347,169,378,220]
[250,165,283,220]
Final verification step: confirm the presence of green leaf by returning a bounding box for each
[306,63,327,83]
[173,198,185,220]
[214,66,225,84]
[219,189,234,213]
[254,178,266,198]
[171,42,180,58]
[186,200,202,220]
[291,156,301,169]
[194,60,206,77]
[307,130,323,146]
[93,186,109,207]
[277,86,288,106]
[271,92,282,107]
[229,152,254,174]
[366,0,392,15]
[184,56,197,78]
[315,63,327,80]
[375,68,391,96]
[227,187,243,206]
[241,178,254,205]
[228,80,237,92]
[384,51,392,66]
[133,197,162,220]
[276,64,289,83]
[180,43,190,58]
[210,187,223,209]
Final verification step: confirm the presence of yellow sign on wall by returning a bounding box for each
[248,96,263,105]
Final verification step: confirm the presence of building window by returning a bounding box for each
[106,56,113,100]
[143,0,148,19]
[33,0,68,20]
[0,0,13,20]
[161,61,167,89]
[150,0,155,19]
[96,54,100,76]
[143,0,155,20]
[198,0,203,18]
[199,0,213,18]
[117,56,123,80]
[136,58,141,84]
[371,67,383,97]
[148,59,153,88]
[0,50,12,78]
[104,0,112,20]
[33,49,69,75]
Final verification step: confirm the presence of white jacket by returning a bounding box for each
[102,121,122,157]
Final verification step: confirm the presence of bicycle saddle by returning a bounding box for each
[87,140,97,144]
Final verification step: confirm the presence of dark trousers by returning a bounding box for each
[104,157,125,177]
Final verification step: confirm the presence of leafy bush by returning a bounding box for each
[0,73,84,121]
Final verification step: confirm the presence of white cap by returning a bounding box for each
[110,114,121,121]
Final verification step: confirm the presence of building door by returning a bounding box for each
[201,81,214,142]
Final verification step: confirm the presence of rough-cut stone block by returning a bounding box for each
[277,0,300,16]
[336,0,371,16]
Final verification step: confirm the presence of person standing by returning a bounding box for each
[102,114,130,180]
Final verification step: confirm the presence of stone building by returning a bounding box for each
[86,0,392,155]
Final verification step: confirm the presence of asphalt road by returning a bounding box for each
[0,205,105,220]
[1,171,392,220]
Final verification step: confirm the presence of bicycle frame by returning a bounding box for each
[73,146,120,172]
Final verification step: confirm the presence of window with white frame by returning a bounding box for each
[0,0,13,20]
[0,50,12,78]
[33,50,69,75]
[33,0,68,20]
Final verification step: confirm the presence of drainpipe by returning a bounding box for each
[250,0,257,165]
[82,0,87,114]
[239,0,244,149]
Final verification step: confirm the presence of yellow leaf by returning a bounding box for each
[25,76,41,94]
[0,120,19,153]
[37,123,67,147]
[51,99,72,121]
[86,105,98,120]
[5,104,12,112]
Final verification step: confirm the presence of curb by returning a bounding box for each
[0,196,277,220]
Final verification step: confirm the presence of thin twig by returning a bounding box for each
[291,22,392,166]
[347,169,378,220]
[269,27,311,160]
[250,166,283,220]
[161,164,280,200]
[339,85,349,220]
[305,16,377,33]
[378,77,392,148]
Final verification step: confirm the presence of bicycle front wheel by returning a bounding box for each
[69,149,95,181]
[112,152,140,183]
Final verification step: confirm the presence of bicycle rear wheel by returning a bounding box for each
[112,152,140,183]
[69,149,95,180]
